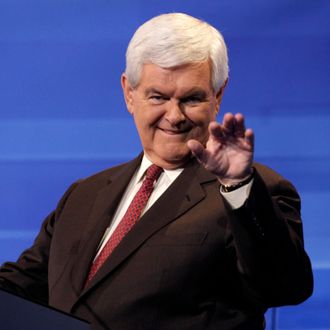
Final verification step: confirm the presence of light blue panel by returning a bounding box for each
[0,119,141,160]
[248,115,330,159]
[301,192,330,269]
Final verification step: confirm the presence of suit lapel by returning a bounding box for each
[70,155,143,295]
[79,159,217,297]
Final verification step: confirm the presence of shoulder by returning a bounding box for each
[253,162,283,183]
[253,162,299,198]
[78,154,142,187]
[82,160,132,184]
[58,155,141,201]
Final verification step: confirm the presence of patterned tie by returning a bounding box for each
[85,164,163,286]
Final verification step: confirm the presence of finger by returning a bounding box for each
[187,139,208,164]
[245,128,255,149]
[222,112,235,134]
[208,121,224,141]
[233,113,246,138]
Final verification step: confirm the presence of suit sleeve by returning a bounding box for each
[224,164,313,307]
[0,181,80,305]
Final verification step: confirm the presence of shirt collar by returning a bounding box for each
[135,154,184,184]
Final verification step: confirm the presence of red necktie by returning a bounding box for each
[85,164,163,286]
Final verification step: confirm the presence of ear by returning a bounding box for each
[215,78,228,114]
[121,74,134,114]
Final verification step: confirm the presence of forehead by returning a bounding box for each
[137,62,213,92]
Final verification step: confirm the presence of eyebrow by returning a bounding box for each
[145,88,165,96]
[144,88,208,99]
[180,89,208,99]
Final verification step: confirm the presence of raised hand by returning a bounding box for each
[187,113,254,185]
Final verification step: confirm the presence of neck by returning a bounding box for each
[143,152,193,170]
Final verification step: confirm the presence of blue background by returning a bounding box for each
[0,1,329,329]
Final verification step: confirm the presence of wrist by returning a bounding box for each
[219,168,254,192]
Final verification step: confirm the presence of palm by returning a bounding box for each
[187,113,254,183]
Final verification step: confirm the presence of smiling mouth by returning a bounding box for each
[158,127,191,135]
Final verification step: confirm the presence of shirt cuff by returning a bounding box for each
[220,179,254,209]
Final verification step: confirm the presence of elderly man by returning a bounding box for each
[0,13,312,330]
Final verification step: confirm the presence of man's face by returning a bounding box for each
[122,61,225,169]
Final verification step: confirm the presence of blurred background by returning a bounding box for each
[0,1,329,329]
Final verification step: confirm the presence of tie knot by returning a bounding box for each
[145,164,163,182]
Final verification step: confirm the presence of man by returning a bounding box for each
[0,13,313,330]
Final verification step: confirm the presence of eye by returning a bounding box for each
[149,94,168,104]
[181,95,203,105]
[185,96,202,103]
[180,91,207,105]
[150,95,163,100]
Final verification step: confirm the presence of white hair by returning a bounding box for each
[125,13,229,92]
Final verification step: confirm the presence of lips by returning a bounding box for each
[158,127,191,135]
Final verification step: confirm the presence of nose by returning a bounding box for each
[164,100,186,125]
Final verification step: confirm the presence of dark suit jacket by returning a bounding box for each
[0,155,313,329]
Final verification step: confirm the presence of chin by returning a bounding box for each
[160,150,192,167]
[145,143,192,168]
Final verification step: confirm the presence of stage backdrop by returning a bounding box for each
[0,1,329,329]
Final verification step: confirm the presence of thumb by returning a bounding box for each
[187,140,208,164]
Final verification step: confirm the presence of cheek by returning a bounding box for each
[136,104,164,128]
[186,107,216,127]
[133,109,164,144]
